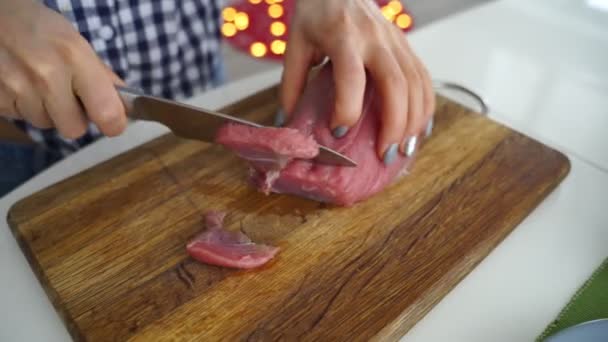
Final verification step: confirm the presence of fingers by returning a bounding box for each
[0,1,128,139]
[280,0,434,166]
[366,49,408,164]
[0,52,21,119]
[280,30,314,119]
[387,28,436,156]
[3,62,53,128]
[0,51,43,122]
[17,52,89,138]
[0,84,21,119]
[2,54,126,138]
[388,32,424,156]
[44,77,88,139]
[73,53,127,137]
[16,87,52,129]
[413,54,436,122]
[326,39,366,137]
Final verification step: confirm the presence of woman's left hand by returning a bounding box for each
[280,0,435,164]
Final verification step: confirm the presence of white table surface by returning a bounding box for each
[2,0,607,341]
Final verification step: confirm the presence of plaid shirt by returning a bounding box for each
[13,0,225,156]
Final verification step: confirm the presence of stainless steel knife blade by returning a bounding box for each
[117,86,357,167]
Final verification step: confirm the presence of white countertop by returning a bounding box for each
[2,0,607,341]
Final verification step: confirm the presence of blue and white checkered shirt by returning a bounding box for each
[13,0,225,156]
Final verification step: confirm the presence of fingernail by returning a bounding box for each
[403,136,418,157]
[313,56,330,68]
[425,118,434,137]
[383,143,399,165]
[274,109,285,127]
[332,126,349,138]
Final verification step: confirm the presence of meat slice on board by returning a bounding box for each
[187,211,280,269]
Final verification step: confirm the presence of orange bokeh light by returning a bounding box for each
[250,42,267,57]
[388,1,403,14]
[395,13,412,29]
[222,7,236,22]
[381,6,396,22]
[270,40,286,55]
[270,21,286,36]
[268,4,284,19]
[234,12,249,30]
[221,22,237,37]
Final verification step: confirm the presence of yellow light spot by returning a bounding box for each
[221,22,237,37]
[270,21,286,36]
[234,12,249,30]
[265,0,275,4]
[388,1,403,14]
[249,0,262,3]
[268,4,283,19]
[270,39,286,55]
[250,42,267,57]
[381,6,396,22]
[222,7,236,22]
[395,13,412,29]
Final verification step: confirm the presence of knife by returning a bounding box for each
[116,86,357,167]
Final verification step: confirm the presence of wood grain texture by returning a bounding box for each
[7,87,570,341]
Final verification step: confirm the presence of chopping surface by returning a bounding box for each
[7,87,569,341]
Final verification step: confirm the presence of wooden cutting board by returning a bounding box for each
[7,87,570,341]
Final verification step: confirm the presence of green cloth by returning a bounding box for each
[537,257,608,341]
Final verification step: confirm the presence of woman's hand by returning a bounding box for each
[0,0,126,139]
[280,0,435,164]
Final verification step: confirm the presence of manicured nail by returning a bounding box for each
[313,56,330,68]
[404,136,418,157]
[274,109,285,127]
[332,126,349,138]
[425,118,434,137]
[383,143,399,165]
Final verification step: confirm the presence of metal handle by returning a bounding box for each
[432,80,489,115]
[116,85,146,119]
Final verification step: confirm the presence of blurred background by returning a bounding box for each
[221,0,494,82]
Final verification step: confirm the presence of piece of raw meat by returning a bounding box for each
[216,125,319,172]
[216,64,418,206]
[187,211,279,269]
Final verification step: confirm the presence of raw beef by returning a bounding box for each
[187,211,279,269]
[216,64,417,206]
[216,125,319,172]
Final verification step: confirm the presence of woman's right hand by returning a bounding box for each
[0,0,126,139]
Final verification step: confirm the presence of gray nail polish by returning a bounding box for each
[332,126,349,138]
[425,118,434,137]
[313,56,330,68]
[404,136,418,157]
[383,143,399,165]
[274,109,285,127]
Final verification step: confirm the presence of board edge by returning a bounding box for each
[371,130,572,341]
[6,210,86,342]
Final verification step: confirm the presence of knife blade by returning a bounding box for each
[116,86,357,167]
